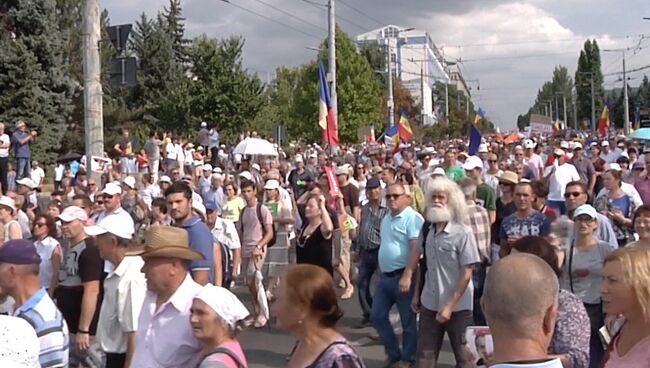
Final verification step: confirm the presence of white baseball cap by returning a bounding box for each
[0,196,15,212]
[159,175,172,184]
[432,167,446,176]
[203,164,213,172]
[264,179,280,190]
[478,144,489,153]
[239,171,253,181]
[212,167,223,174]
[601,141,610,147]
[85,215,135,239]
[102,183,122,196]
[201,121,207,128]
[58,206,88,222]
[524,139,535,149]
[462,156,483,171]
[16,178,35,190]
[122,176,136,189]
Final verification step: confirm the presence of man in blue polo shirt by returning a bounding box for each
[372,183,424,367]
[0,239,69,367]
[165,181,214,285]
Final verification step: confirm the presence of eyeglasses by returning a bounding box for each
[499,182,514,186]
[34,223,47,228]
[574,216,595,223]
[385,193,404,200]
[95,201,104,205]
[564,191,584,198]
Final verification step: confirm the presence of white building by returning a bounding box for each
[356,25,451,125]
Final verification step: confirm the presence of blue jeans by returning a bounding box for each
[472,263,487,325]
[371,271,417,364]
[547,200,566,215]
[357,249,379,320]
[15,158,30,181]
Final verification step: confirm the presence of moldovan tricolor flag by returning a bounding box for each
[397,112,413,141]
[318,61,339,146]
[598,102,610,137]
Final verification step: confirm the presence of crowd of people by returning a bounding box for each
[0,120,649,368]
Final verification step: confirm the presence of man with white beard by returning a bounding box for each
[411,176,480,368]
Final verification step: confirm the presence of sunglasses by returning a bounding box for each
[95,201,104,205]
[564,191,584,198]
[103,195,114,199]
[385,193,403,200]
[488,160,497,163]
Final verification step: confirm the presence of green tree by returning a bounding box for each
[575,39,605,128]
[636,75,650,108]
[162,0,190,67]
[186,35,264,143]
[0,0,74,164]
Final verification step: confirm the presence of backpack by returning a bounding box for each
[417,221,432,298]
[238,202,276,247]
[215,239,233,289]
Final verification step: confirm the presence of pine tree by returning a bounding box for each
[162,0,190,67]
[574,39,605,128]
[0,0,74,164]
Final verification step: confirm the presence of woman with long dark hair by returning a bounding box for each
[32,213,62,297]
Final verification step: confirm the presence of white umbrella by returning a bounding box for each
[233,137,277,156]
[255,269,270,320]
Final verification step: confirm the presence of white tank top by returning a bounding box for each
[4,219,19,241]
[34,236,59,289]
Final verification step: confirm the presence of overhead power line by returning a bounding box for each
[219,0,322,40]
[250,0,327,33]
[299,0,371,32]
[337,0,384,26]
[448,34,644,49]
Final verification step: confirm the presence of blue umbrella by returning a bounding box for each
[630,128,650,140]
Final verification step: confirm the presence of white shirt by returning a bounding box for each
[30,167,45,188]
[547,163,581,201]
[212,218,241,251]
[0,133,9,158]
[132,274,202,368]
[97,256,146,354]
[54,164,65,181]
[490,358,563,368]
[34,236,60,289]
[165,143,177,160]
[139,184,161,210]
[183,148,194,165]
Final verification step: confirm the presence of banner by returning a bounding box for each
[324,166,340,198]
[529,114,553,134]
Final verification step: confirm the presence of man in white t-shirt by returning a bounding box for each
[30,161,45,191]
[523,139,543,179]
[545,149,580,215]
[482,253,563,368]
[0,123,10,194]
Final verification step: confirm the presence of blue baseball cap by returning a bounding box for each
[0,240,41,265]
[204,201,219,212]
[366,177,381,189]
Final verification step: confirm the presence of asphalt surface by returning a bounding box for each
[233,282,457,368]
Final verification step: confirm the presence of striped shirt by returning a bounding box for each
[465,200,491,263]
[13,288,69,368]
[357,203,388,251]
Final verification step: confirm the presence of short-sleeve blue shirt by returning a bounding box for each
[180,216,215,283]
[11,131,31,158]
[378,206,424,272]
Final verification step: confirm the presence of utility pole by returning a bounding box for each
[420,67,425,125]
[573,87,578,129]
[327,0,338,137]
[386,39,394,126]
[82,0,104,182]
[623,51,629,135]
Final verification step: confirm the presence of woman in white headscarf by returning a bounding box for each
[190,284,250,368]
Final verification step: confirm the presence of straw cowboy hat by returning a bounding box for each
[129,225,204,261]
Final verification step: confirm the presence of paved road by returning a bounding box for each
[233,284,457,368]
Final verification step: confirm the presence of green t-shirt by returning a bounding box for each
[476,183,496,211]
[445,166,465,181]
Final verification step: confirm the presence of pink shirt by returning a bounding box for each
[197,340,247,368]
[604,333,650,368]
[132,274,202,368]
